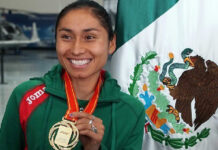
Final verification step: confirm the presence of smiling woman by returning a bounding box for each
[56,8,115,84]
[0,1,145,150]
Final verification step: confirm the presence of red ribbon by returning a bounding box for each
[63,71,103,121]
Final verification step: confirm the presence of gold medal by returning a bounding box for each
[49,70,104,149]
[49,118,79,150]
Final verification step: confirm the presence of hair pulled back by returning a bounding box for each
[55,0,114,41]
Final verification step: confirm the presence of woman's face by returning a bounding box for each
[56,8,116,80]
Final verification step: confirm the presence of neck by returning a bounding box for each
[71,73,101,100]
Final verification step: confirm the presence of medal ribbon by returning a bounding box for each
[63,70,103,122]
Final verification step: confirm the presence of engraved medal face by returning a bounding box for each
[55,125,72,147]
[49,119,79,150]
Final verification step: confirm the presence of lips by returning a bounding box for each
[70,59,91,66]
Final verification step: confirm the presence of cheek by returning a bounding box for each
[93,41,110,56]
[56,44,68,66]
[94,48,109,62]
[56,42,68,56]
[95,48,109,65]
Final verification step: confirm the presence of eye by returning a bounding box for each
[60,34,72,40]
[85,35,96,41]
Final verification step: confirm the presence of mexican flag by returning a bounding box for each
[109,0,218,150]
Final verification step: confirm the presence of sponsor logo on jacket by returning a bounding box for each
[26,87,46,104]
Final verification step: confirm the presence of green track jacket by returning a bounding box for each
[0,64,145,150]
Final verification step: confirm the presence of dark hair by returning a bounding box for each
[55,0,114,41]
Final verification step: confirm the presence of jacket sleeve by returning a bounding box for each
[122,107,145,150]
[0,89,25,149]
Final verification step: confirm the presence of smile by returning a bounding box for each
[70,59,91,66]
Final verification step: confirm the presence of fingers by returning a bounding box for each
[72,112,102,123]
[76,120,105,134]
[71,112,104,142]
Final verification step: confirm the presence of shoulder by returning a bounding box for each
[13,79,44,95]
[103,71,144,117]
[11,79,44,104]
[118,91,145,117]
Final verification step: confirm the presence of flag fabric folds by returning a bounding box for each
[110,0,218,150]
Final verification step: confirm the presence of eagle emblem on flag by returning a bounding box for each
[129,49,218,149]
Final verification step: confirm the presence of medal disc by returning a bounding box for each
[49,118,79,150]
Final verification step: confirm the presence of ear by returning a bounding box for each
[108,34,116,54]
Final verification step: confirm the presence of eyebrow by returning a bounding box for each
[83,28,100,32]
[58,27,100,33]
[58,28,72,33]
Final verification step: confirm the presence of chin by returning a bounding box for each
[69,71,90,79]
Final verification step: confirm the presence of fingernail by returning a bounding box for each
[69,113,74,118]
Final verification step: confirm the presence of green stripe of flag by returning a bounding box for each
[115,0,179,49]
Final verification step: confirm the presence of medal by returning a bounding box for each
[49,118,79,150]
[49,70,103,150]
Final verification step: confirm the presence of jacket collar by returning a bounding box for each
[39,64,120,103]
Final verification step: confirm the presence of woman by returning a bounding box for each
[0,1,145,150]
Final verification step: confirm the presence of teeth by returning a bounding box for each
[71,59,90,65]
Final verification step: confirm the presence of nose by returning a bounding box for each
[70,38,85,55]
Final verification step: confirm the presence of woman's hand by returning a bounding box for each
[72,112,105,150]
